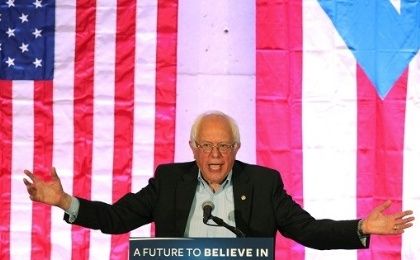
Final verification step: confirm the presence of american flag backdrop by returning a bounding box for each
[0,0,419,259]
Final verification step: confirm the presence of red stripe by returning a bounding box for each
[256,1,304,259]
[110,0,136,258]
[72,0,96,258]
[152,0,178,236]
[0,81,12,260]
[357,66,407,259]
[31,81,54,260]
[154,0,178,168]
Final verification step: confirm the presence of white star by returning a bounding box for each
[0,14,2,22]
[0,43,2,51]
[390,0,401,14]
[6,0,15,8]
[33,0,42,8]
[19,43,29,53]
[5,57,15,67]
[6,28,16,38]
[32,28,42,38]
[19,13,29,23]
[33,58,42,68]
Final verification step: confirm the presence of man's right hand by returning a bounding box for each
[23,167,72,211]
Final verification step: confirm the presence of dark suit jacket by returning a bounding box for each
[65,160,369,250]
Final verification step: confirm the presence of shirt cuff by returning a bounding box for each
[357,219,369,247]
[64,196,80,223]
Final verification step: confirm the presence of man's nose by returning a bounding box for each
[210,146,222,157]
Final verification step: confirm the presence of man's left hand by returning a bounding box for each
[361,200,414,235]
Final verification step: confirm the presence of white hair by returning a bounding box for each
[190,111,241,144]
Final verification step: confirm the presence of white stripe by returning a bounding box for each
[50,1,77,259]
[175,0,256,163]
[89,1,117,258]
[130,0,158,238]
[303,1,357,259]
[10,81,34,260]
[402,52,420,259]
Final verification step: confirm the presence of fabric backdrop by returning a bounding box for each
[0,0,419,259]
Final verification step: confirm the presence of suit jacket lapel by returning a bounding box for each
[175,163,198,236]
[232,161,253,236]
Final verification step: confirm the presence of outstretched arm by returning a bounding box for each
[361,200,414,235]
[23,167,72,211]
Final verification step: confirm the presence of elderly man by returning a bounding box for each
[23,111,414,249]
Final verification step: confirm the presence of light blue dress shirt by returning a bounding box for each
[184,170,236,237]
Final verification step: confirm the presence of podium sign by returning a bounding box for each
[129,237,274,259]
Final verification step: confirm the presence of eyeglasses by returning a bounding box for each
[195,142,236,153]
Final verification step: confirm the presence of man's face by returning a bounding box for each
[190,115,240,186]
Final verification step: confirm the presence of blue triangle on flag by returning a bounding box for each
[318,0,420,99]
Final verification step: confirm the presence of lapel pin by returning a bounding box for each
[241,195,246,201]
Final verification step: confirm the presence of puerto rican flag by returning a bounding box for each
[0,0,419,259]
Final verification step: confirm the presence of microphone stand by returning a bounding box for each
[208,215,246,238]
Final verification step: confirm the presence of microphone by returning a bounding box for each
[201,201,246,237]
[202,201,214,224]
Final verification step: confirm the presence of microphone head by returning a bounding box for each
[202,201,214,210]
[202,201,214,224]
